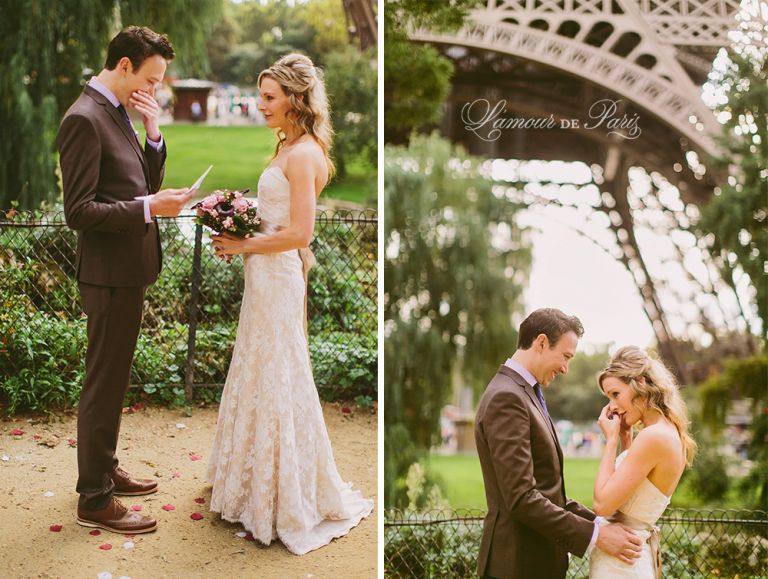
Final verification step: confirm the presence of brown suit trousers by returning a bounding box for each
[57,85,166,509]
[475,365,596,579]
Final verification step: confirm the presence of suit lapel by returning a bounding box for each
[498,365,562,458]
[84,86,150,184]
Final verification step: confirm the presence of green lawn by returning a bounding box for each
[427,453,744,510]
[135,124,376,206]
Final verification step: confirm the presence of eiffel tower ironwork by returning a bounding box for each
[409,0,751,380]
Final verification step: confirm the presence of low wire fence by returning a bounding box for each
[0,209,377,411]
[384,508,768,578]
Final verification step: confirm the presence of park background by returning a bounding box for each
[383,0,767,577]
[0,1,378,577]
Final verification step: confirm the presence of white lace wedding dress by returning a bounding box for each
[589,450,670,578]
[206,166,373,555]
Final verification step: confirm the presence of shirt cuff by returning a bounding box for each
[586,516,606,556]
[146,133,163,151]
[143,197,152,223]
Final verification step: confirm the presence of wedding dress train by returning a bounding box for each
[206,166,373,555]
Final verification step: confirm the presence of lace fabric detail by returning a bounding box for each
[206,166,373,555]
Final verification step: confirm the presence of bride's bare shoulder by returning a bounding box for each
[635,423,682,458]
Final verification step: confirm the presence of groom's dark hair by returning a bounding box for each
[105,26,175,71]
[517,308,584,350]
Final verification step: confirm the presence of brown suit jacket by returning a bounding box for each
[57,84,166,287]
[475,365,596,579]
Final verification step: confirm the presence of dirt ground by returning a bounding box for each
[0,403,377,579]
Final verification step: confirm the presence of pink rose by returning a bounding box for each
[201,196,217,210]
[222,217,234,229]
[233,197,249,214]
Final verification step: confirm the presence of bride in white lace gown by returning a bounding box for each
[206,54,373,555]
[589,346,696,578]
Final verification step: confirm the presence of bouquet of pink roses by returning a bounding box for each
[192,189,261,237]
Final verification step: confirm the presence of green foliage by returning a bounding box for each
[384,133,531,506]
[697,51,768,335]
[324,46,377,177]
[310,332,377,401]
[686,446,731,503]
[383,0,481,142]
[698,355,768,509]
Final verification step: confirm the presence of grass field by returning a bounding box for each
[427,453,742,510]
[135,124,376,206]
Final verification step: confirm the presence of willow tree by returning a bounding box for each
[384,133,531,507]
[0,0,223,209]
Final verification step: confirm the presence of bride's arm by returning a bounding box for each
[593,408,659,516]
[212,150,318,256]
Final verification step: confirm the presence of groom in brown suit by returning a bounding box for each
[475,308,642,578]
[57,26,193,534]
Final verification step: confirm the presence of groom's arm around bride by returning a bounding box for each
[474,308,642,579]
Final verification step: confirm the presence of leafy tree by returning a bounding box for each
[324,46,377,177]
[384,133,531,506]
[384,0,481,142]
[699,355,768,509]
[698,51,767,337]
[0,0,223,209]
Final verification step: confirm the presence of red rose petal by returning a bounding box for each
[124,534,136,538]
[10,428,24,436]
[89,529,101,536]
[341,406,352,414]
[190,512,203,521]
[161,504,175,511]
[49,524,62,532]
[67,438,77,447]
[189,453,202,461]
[194,497,205,504]
[244,532,255,541]
[99,543,112,550]
[131,505,142,511]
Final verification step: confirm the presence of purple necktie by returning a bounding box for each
[533,383,550,419]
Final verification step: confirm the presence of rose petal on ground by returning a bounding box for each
[98,543,112,550]
[244,532,255,541]
[130,505,141,511]
[194,497,205,504]
[49,524,62,532]
[190,512,203,521]
[235,531,247,538]
[89,529,102,536]
[1,455,9,461]
[97,572,113,579]
[123,534,136,539]
[341,406,352,414]
[161,504,175,511]
[175,423,186,429]
[43,491,54,497]
[189,453,202,461]
[118,576,131,579]
[123,541,135,550]
[67,438,77,447]
[10,428,24,436]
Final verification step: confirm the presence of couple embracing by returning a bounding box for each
[56,26,372,555]
[475,308,696,578]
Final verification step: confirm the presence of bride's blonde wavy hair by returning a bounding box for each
[258,53,335,178]
[599,346,697,466]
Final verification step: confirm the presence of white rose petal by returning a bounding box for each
[1,455,9,462]
[123,541,135,550]
[97,573,112,579]
[175,423,187,429]
[43,491,55,497]
[235,531,247,538]
[118,576,132,579]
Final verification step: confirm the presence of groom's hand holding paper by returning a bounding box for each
[148,187,194,217]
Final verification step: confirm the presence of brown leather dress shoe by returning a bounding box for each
[77,497,157,534]
[112,466,158,496]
